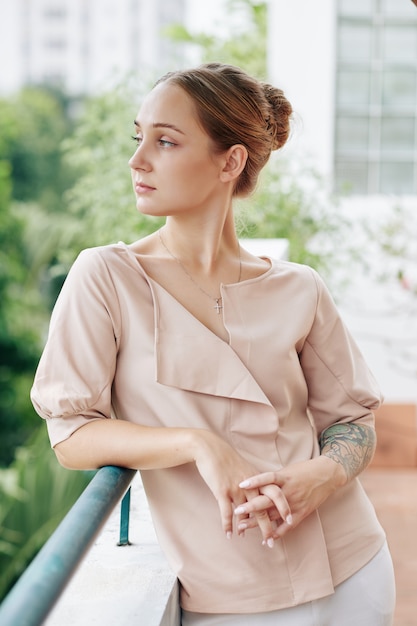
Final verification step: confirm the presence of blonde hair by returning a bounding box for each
[155,63,293,197]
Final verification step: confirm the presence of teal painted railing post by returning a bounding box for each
[118,486,132,546]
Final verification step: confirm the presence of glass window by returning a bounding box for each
[381,117,416,153]
[380,162,415,194]
[43,7,66,19]
[335,161,369,194]
[337,70,370,106]
[382,70,417,106]
[336,116,369,151]
[335,0,417,195]
[383,26,417,63]
[339,0,374,16]
[338,24,372,62]
[45,39,66,50]
[382,0,417,18]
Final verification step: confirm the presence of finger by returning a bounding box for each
[238,513,295,540]
[234,494,272,515]
[238,512,280,532]
[238,508,282,531]
[239,472,278,490]
[254,508,276,547]
[272,515,297,540]
[239,482,292,527]
[233,486,262,535]
[233,489,265,534]
[234,495,276,546]
[237,515,256,532]
[260,485,292,527]
[232,494,251,536]
[217,496,234,539]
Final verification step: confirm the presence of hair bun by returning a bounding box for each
[156,64,294,196]
[262,83,293,150]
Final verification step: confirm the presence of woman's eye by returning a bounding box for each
[131,135,175,148]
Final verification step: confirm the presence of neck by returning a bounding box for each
[162,211,239,273]
[158,224,242,314]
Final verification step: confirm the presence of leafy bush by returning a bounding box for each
[0,427,92,600]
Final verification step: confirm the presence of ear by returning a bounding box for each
[219,144,248,184]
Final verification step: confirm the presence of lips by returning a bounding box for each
[135,182,156,193]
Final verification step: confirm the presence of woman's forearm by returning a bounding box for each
[319,423,376,482]
[54,418,281,540]
[54,418,203,471]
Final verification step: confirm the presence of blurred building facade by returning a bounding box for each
[0,0,186,95]
[269,0,417,431]
[268,0,417,196]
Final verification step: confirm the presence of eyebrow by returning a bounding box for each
[133,120,185,135]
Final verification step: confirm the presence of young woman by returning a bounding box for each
[31,63,395,625]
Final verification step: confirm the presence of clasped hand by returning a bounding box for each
[194,431,343,548]
[235,456,343,545]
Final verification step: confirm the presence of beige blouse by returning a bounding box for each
[31,243,385,614]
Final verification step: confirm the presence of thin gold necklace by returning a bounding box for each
[158,229,242,314]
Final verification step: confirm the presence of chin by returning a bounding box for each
[135,202,165,218]
[135,199,184,218]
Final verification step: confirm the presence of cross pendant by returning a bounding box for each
[213,298,223,314]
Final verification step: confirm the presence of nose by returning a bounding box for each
[128,142,151,172]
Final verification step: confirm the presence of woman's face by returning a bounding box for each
[129,82,228,218]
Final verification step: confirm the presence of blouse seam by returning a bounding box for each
[304,339,368,409]
[305,268,368,408]
[94,247,123,344]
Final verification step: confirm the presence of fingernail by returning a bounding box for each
[226,531,232,540]
[267,537,274,549]
[238,522,248,530]
[286,515,293,525]
[234,505,246,515]
[239,479,251,488]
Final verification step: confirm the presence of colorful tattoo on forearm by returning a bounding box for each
[319,423,376,481]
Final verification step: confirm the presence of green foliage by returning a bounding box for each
[166,0,267,77]
[56,80,163,267]
[377,204,416,262]
[0,427,92,600]
[0,167,42,465]
[0,85,81,465]
[0,87,74,211]
[236,156,344,274]
[362,203,417,292]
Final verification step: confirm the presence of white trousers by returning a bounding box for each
[181,541,396,626]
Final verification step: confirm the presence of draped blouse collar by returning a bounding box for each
[119,241,275,409]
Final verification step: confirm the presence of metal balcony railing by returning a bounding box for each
[0,466,139,625]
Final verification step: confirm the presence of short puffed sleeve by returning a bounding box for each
[31,247,122,447]
[299,269,383,436]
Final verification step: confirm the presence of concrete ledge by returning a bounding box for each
[44,475,179,626]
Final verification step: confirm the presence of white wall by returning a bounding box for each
[267,0,417,403]
[267,0,336,183]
